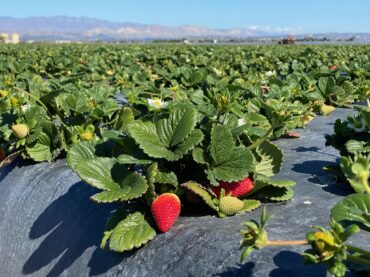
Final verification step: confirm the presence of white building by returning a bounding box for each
[0,33,20,44]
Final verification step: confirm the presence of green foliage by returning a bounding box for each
[331,193,370,231]
[182,182,218,211]
[101,209,156,252]
[128,103,203,161]
[3,43,368,255]
[303,220,360,277]
[254,141,283,177]
[206,125,255,185]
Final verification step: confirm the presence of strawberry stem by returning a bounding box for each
[13,87,50,114]
[266,240,308,246]
[247,123,277,150]
[347,254,370,268]
[347,245,370,259]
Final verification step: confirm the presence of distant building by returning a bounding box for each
[0,33,9,43]
[0,33,20,44]
[11,33,20,44]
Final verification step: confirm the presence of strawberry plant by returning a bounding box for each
[1,43,369,255]
[67,99,296,252]
[240,107,370,277]
[240,195,370,277]
[325,105,370,193]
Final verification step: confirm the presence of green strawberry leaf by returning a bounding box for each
[75,157,120,191]
[117,107,135,133]
[182,182,218,211]
[26,132,52,161]
[255,141,283,177]
[192,147,208,165]
[155,170,178,188]
[116,154,153,165]
[206,125,255,185]
[102,211,156,252]
[128,104,203,161]
[255,175,296,188]
[144,163,158,205]
[258,186,294,202]
[91,172,147,203]
[241,199,261,212]
[251,177,295,202]
[331,193,370,231]
[340,155,370,194]
[67,141,96,171]
[318,76,336,95]
[345,140,365,154]
[91,188,130,203]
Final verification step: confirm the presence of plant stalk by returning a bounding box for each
[347,254,370,268]
[247,123,277,150]
[347,245,370,258]
[13,87,50,114]
[266,240,309,246]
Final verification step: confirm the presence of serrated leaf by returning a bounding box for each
[255,175,296,188]
[91,188,130,203]
[128,105,203,161]
[155,170,178,188]
[192,147,208,165]
[331,193,370,231]
[26,143,52,161]
[345,140,365,154]
[253,186,294,202]
[67,141,96,171]
[318,76,335,94]
[118,107,135,133]
[144,163,158,205]
[207,125,255,184]
[157,105,197,147]
[255,141,283,177]
[241,199,261,212]
[25,131,54,162]
[91,172,147,203]
[182,182,218,211]
[75,157,120,191]
[105,212,156,252]
[116,154,153,165]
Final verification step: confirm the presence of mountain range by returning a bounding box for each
[0,16,369,42]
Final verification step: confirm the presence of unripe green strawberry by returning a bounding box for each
[12,124,29,139]
[151,193,181,233]
[219,196,244,216]
[0,90,9,97]
[80,131,93,141]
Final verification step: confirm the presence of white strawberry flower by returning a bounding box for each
[265,70,276,78]
[21,104,31,112]
[238,118,246,127]
[148,98,168,110]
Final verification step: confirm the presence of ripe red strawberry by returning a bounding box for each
[212,177,254,198]
[329,65,337,70]
[151,193,181,233]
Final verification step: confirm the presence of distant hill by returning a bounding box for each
[0,16,369,42]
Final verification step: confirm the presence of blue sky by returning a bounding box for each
[1,0,370,33]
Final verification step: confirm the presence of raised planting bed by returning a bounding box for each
[0,108,368,277]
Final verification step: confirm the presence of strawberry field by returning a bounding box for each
[0,43,369,276]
